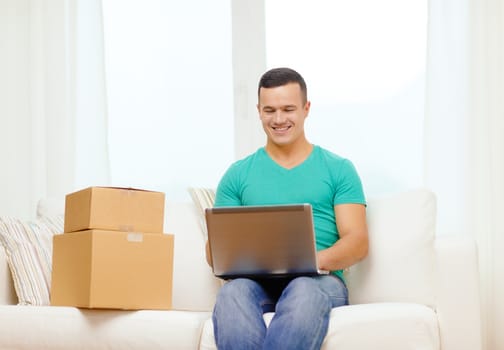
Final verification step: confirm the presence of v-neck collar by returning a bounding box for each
[261,145,317,171]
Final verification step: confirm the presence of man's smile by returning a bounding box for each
[272,125,292,132]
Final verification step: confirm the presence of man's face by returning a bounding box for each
[257,82,310,147]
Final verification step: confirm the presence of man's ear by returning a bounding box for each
[304,101,311,117]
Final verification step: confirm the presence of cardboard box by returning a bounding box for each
[64,187,165,233]
[51,230,174,310]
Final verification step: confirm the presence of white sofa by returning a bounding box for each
[0,190,482,349]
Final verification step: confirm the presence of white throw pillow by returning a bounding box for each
[187,187,216,239]
[0,215,63,305]
[345,189,437,307]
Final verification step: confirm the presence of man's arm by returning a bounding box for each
[317,203,368,271]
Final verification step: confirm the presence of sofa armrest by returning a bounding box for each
[435,236,482,350]
[0,248,17,305]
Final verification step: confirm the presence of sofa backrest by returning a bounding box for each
[345,189,437,307]
[164,202,221,311]
[3,189,438,310]
[58,198,220,311]
[1,198,221,310]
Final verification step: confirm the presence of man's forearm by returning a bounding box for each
[317,231,368,271]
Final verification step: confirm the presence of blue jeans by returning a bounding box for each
[212,275,348,350]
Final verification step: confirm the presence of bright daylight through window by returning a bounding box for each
[103,0,427,200]
[265,0,428,197]
[102,0,234,201]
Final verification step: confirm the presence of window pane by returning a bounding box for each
[265,0,427,197]
[103,0,233,200]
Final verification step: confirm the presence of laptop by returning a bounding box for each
[205,203,329,279]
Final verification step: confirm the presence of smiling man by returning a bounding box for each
[207,67,368,350]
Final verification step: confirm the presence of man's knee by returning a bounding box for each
[283,277,328,305]
[285,277,318,294]
[217,278,259,301]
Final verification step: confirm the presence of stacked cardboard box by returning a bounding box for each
[50,187,174,310]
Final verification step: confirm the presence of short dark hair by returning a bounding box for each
[258,67,307,104]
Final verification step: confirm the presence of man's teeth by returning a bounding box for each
[273,126,290,131]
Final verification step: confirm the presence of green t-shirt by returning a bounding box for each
[214,145,366,278]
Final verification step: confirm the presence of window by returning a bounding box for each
[102,0,428,200]
[265,0,428,197]
[103,0,234,201]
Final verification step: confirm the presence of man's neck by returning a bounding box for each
[265,139,313,169]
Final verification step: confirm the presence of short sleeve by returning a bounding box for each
[214,163,243,207]
[333,159,366,206]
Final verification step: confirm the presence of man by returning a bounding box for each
[206,67,368,349]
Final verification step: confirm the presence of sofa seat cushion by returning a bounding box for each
[0,305,211,350]
[199,303,440,350]
[323,303,440,349]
